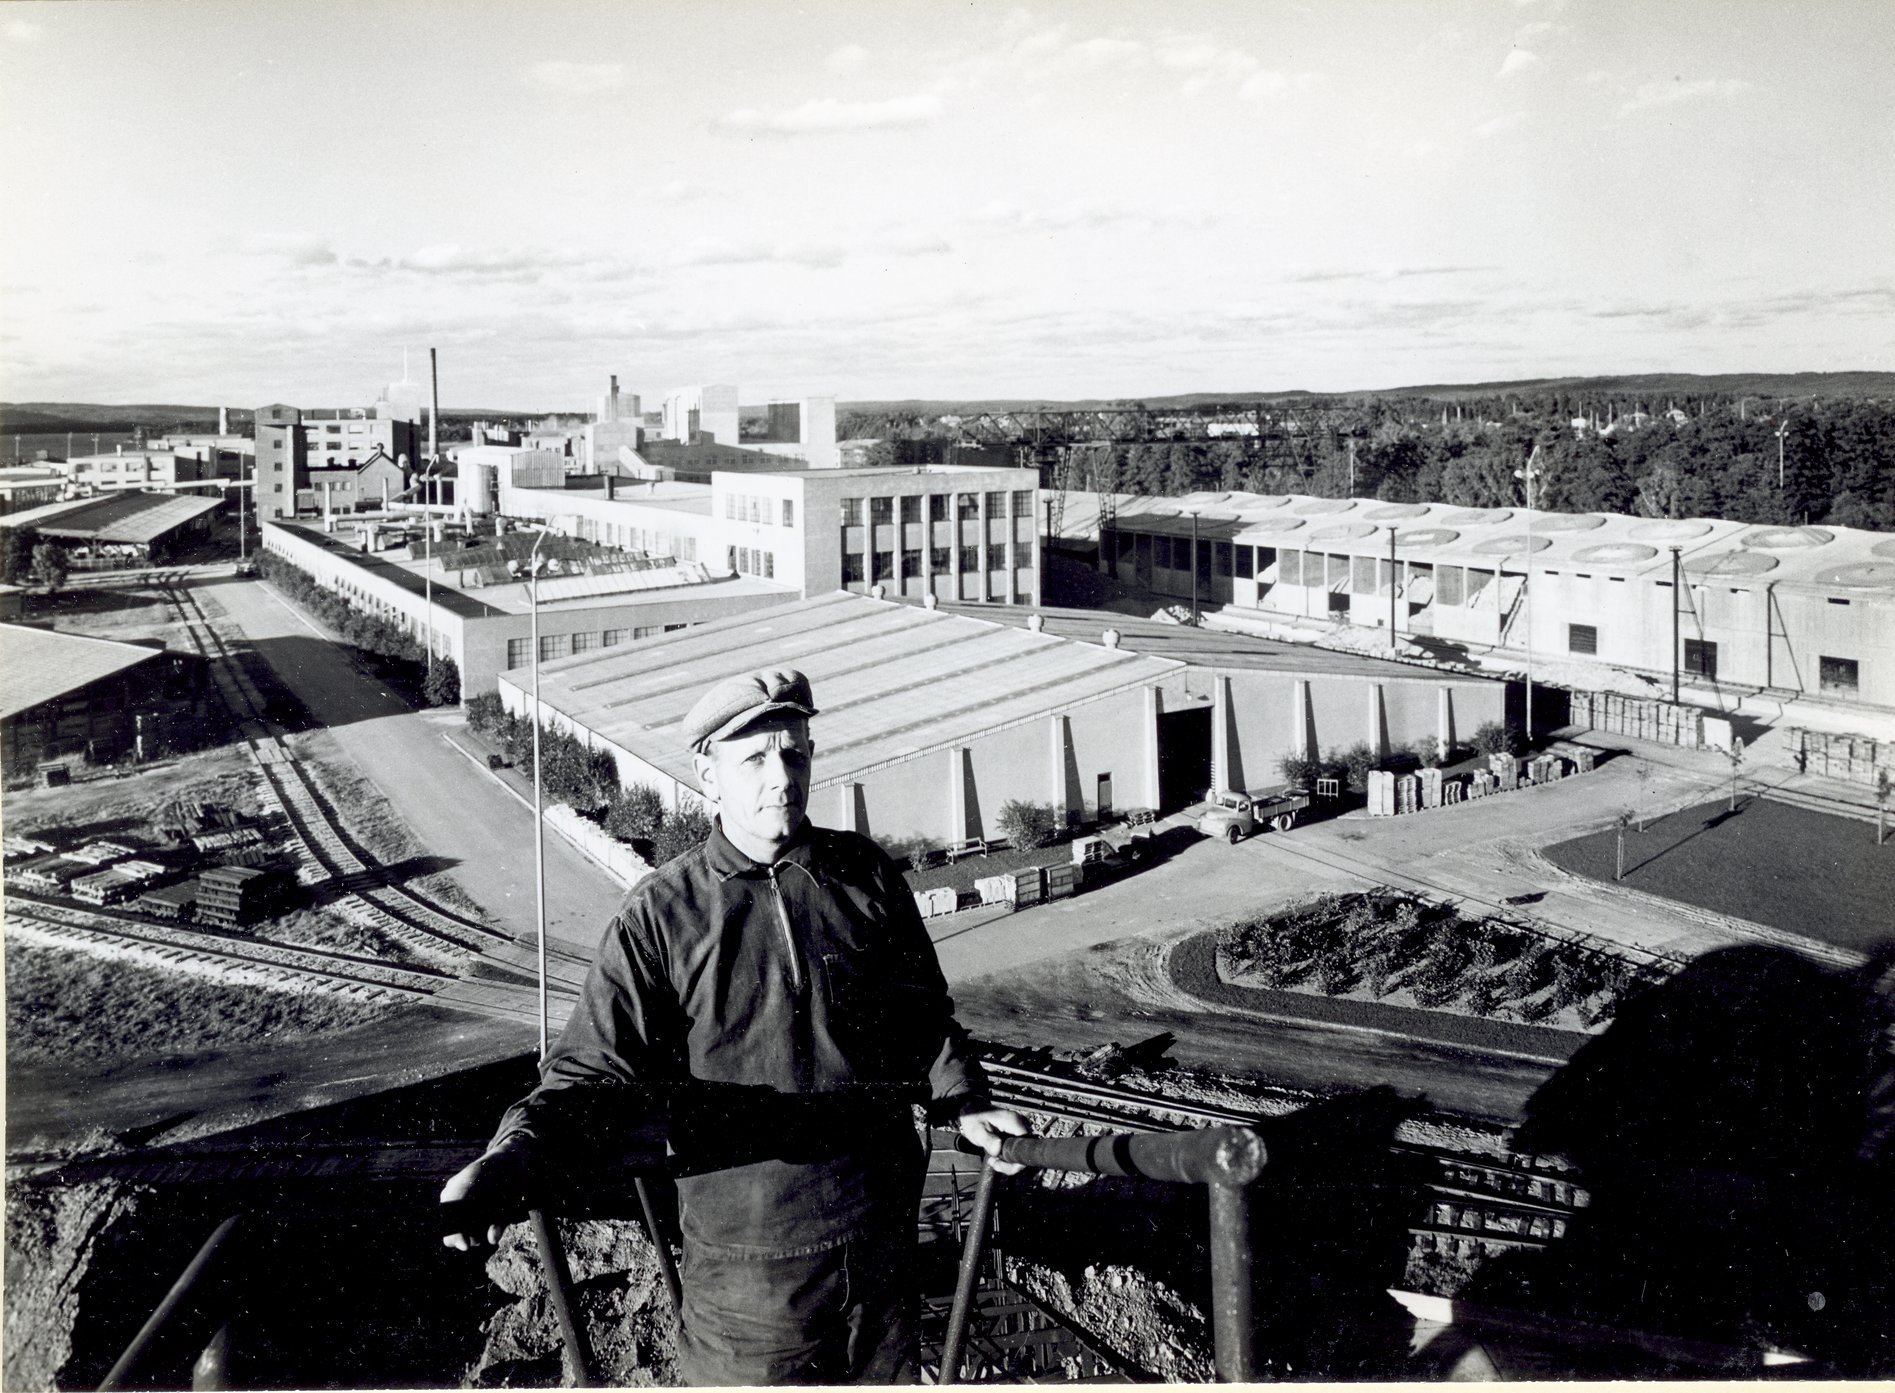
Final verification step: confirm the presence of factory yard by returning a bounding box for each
[1545,795,1895,954]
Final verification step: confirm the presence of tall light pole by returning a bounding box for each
[238,453,248,562]
[528,526,552,1059]
[1670,546,1682,703]
[1188,510,1201,626]
[423,474,434,675]
[1776,420,1788,490]
[1513,445,1542,740]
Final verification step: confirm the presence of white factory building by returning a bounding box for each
[1096,491,1895,712]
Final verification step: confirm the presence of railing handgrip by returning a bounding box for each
[937,1162,1000,1385]
[530,1207,597,1388]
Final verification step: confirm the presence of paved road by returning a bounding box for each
[200,574,624,962]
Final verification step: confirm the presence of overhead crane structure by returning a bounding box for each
[944,403,1371,548]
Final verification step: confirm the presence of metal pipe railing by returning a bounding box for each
[939,1125,1268,1383]
[529,1206,597,1388]
[99,1213,243,1392]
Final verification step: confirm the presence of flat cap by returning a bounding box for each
[682,668,818,752]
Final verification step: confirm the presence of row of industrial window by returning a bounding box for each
[503,624,690,669]
[1565,628,1861,692]
[724,493,794,527]
[838,490,1034,527]
[730,547,776,579]
[842,544,1016,583]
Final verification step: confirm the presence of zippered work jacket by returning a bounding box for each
[492,819,987,1255]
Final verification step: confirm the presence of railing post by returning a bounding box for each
[633,1177,682,1323]
[938,1162,1000,1385]
[191,1322,233,1391]
[529,1207,597,1388]
[1208,1181,1257,1382]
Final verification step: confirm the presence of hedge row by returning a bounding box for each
[466,692,710,866]
[257,549,459,706]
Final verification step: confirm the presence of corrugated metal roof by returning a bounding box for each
[505,591,1182,791]
[13,491,222,544]
[0,624,170,720]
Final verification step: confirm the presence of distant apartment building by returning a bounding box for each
[661,384,740,448]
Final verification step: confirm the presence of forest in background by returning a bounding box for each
[844,385,1895,532]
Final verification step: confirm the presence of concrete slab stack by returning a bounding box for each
[1418,767,1443,809]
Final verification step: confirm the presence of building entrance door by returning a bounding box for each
[1096,773,1113,821]
[1157,706,1213,811]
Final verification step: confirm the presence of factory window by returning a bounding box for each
[633,626,658,639]
[1154,536,1172,569]
[843,551,865,583]
[902,547,922,577]
[987,543,1007,572]
[763,553,775,579]
[928,493,948,522]
[1214,542,1233,578]
[1012,489,1034,516]
[506,638,530,669]
[1828,597,1851,606]
[985,491,1005,517]
[1819,656,1859,694]
[782,499,794,528]
[571,632,600,654]
[724,494,736,519]
[750,496,764,524]
[959,544,980,573]
[1568,624,1598,656]
[1234,546,1254,579]
[931,545,951,571]
[273,483,283,493]
[327,424,342,434]
[272,440,283,452]
[870,496,894,525]
[957,493,980,520]
[839,497,863,526]
[602,629,625,647]
[681,537,696,562]
[348,423,364,434]
[1683,639,1717,679]
[666,623,688,633]
[1437,565,1464,606]
[900,495,921,524]
[873,549,894,581]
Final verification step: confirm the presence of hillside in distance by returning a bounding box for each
[0,404,546,435]
[842,371,1895,415]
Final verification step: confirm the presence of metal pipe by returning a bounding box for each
[99,1214,243,1392]
[996,1126,1266,1187]
[191,1322,233,1391]
[531,529,549,1060]
[1387,526,1397,638]
[938,1162,1000,1385]
[634,1176,682,1322]
[1189,511,1200,626]
[530,1207,597,1388]
[1208,1182,1258,1383]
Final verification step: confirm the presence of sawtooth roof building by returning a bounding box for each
[499,590,1506,847]
[1095,492,1895,713]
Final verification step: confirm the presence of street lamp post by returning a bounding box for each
[238,455,248,562]
[528,527,551,1059]
[1513,446,1542,740]
[1188,510,1201,626]
[1776,420,1788,490]
[423,474,434,675]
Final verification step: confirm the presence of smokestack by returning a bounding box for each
[219,406,228,436]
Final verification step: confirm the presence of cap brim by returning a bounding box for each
[702,700,819,749]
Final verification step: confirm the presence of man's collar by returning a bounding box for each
[704,817,816,879]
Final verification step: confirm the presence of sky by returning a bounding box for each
[2,0,1892,410]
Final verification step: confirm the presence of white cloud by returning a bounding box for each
[824,44,870,74]
[715,94,943,136]
[241,234,339,267]
[3,19,43,42]
[1620,77,1754,115]
[674,239,848,270]
[525,61,627,96]
[1498,49,1541,78]
[650,179,703,205]
[1475,111,1528,138]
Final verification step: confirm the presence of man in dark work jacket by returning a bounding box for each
[441,667,1028,1384]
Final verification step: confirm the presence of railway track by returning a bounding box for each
[7,897,442,1001]
[978,1052,1587,1260]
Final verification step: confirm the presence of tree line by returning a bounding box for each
[255,549,459,706]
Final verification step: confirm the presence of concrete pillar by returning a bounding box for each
[1049,714,1069,825]
[950,496,963,603]
[948,747,970,842]
[1289,679,1312,761]
[1211,675,1233,794]
[1143,685,1164,810]
[1368,683,1387,760]
[840,782,864,833]
[1437,687,1454,761]
[977,489,991,602]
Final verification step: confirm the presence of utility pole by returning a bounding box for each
[1670,546,1682,703]
[529,527,550,1059]
[1347,437,1356,496]
[1387,525,1397,638]
[426,348,440,674]
[1189,510,1201,626]
[1776,420,1788,490]
[1513,445,1542,740]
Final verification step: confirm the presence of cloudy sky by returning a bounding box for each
[3,0,1891,409]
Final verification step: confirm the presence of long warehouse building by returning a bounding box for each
[1093,492,1895,713]
[498,590,1508,846]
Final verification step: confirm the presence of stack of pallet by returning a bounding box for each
[1570,691,1706,749]
[1786,727,1890,787]
[1042,862,1077,901]
[1367,770,1398,817]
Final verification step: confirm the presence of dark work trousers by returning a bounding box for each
[678,1221,920,1386]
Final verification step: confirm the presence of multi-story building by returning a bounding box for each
[253,404,305,520]
[0,466,67,515]
[299,409,419,474]
[302,447,411,516]
[661,384,740,447]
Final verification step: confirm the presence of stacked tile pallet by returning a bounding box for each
[1786,728,1891,788]
[1569,691,1705,749]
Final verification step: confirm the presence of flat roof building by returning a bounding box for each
[1098,491,1895,714]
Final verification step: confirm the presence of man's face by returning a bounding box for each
[696,715,813,850]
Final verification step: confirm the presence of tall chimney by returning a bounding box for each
[219,406,228,436]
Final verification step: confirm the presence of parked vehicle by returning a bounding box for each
[1195,786,1309,844]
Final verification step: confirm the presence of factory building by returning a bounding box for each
[253,404,306,520]
[497,591,1508,846]
[1098,492,1895,713]
[3,491,224,565]
[497,461,1042,605]
[1,624,206,773]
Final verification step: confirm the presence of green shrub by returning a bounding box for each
[651,802,714,865]
[996,799,1058,850]
[604,784,666,842]
[465,691,505,737]
[1277,751,1322,790]
[1334,742,1380,793]
[423,657,461,707]
[1472,720,1526,757]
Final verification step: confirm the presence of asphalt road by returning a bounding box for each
[201,574,624,960]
